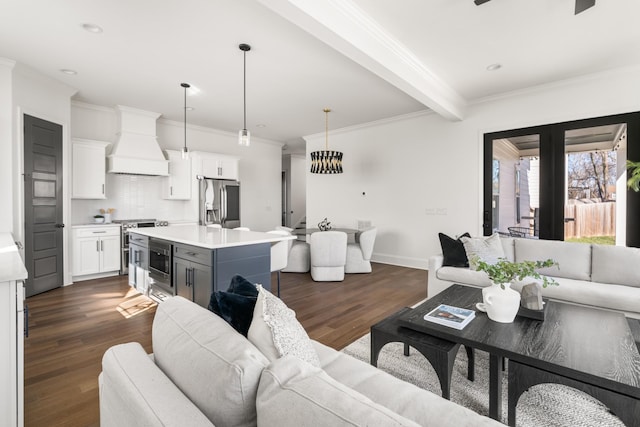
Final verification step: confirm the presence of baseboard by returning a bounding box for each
[371,253,428,270]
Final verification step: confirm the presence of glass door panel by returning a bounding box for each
[491,135,540,238]
[564,123,626,245]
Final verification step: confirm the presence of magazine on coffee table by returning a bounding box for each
[423,304,475,330]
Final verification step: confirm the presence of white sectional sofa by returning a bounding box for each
[428,236,640,319]
[99,296,501,427]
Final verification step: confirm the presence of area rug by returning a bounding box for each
[341,333,624,427]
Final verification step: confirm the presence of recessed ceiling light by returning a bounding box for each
[60,69,77,75]
[256,124,266,128]
[486,63,502,71]
[82,23,103,33]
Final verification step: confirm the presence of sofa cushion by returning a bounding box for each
[514,239,590,281]
[461,233,505,269]
[152,296,269,427]
[312,341,502,426]
[540,276,640,314]
[591,244,640,287]
[437,266,493,288]
[500,236,515,262]
[248,285,321,368]
[256,355,421,427]
[438,232,471,267]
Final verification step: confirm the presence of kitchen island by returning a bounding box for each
[128,225,294,308]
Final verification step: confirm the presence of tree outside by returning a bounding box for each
[567,150,617,202]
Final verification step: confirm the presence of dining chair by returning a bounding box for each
[267,230,291,296]
[310,231,347,281]
[345,227,377,273]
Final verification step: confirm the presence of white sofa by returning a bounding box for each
[428,236,640,319]
[99,296,501,427]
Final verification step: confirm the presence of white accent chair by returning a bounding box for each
[267,230,291,296]
[310,231,347,282]
[345,227,377,273]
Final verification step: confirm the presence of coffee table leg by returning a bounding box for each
[489,354,503,422]
[464,346,475,382]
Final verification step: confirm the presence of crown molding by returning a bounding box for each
[470,64,640,106]
[303,108,432,141]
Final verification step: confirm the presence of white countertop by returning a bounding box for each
[128,225,295,249]
[72,223,121,228]
[0,233,28,282]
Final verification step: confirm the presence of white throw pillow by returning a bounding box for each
[248,285,321,367]
[461,233,505,270]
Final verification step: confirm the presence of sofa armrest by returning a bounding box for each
[427,255,454,299]
[100,342,214,427]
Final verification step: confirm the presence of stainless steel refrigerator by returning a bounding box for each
[197,176,241,228]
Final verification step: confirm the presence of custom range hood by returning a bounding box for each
[107,105,169,176]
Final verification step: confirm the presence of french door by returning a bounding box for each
[483,112,640,247]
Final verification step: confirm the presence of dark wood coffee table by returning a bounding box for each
[398,284,640,426]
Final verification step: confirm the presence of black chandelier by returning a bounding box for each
[310,108,343,174]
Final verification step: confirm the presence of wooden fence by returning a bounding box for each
[564,202,616,238]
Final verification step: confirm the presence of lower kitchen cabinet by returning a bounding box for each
[174,257,212,308]
[72,225,121,279]
[174,243,214,308]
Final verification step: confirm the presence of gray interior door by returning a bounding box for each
[24,114,64,297]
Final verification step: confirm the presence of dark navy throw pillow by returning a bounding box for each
[214,291,257,336]
[208,275,259,336]
[227,274,259,297]
[438,232,471,267]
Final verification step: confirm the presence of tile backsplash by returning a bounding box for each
[71,174,194,224]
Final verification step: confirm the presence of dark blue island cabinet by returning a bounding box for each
[173,241,271,308]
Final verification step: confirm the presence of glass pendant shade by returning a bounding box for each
[238,128,250,147]
[181,146,189,159]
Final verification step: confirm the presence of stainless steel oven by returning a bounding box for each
[114,219,168,275]
[148,238,173,295]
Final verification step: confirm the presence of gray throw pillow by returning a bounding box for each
[461,233,505,270]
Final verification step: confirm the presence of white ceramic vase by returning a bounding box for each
[482,282,521,323]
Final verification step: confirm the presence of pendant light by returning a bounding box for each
[181,82,190,159]
[238,43,251,147]
[310,108,343,174]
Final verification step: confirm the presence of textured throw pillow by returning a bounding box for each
[438,232,471,267]
[460,233,505,270]
[208,275,259,336]
[248,285,321,368]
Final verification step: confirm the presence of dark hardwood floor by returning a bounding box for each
[24,263,427,426]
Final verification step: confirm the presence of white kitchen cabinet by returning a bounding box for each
[194,152,239,181]
[72,139,110,199]
[162,150,191,200]
[72,226,121,279]
[0,234,27,427]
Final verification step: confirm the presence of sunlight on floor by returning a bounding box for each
[116,293,156,319]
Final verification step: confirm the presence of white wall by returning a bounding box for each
[0,59,14,234]
[306,66,640,269]
[70,102,283,232]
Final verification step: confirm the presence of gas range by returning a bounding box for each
[112,218,170,229]
[113,219,169,275]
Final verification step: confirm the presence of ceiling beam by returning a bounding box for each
[257,0,467,121]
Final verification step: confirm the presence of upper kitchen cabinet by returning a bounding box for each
[72,139,110,199]
[193,151,239,181]
[162,150,191,200]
